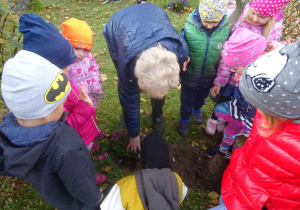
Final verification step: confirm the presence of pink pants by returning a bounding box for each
[216,112,250,148]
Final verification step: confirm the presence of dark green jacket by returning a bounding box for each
[181,9,231,88]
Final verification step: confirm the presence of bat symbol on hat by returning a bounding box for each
[45,72,69,103]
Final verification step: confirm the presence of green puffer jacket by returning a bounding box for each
[180,10,231,88]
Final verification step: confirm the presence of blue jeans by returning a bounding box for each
[208,196,227,210]
[180,85,211,120]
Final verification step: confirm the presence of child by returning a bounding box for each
[100,132,188,209]
[64,78,105,150]
[62,18,103,108]
[205,0,290,134]
[231,0,290,41]
[205,28,267,158]
[18,14,106,182]
[209,38,300,210]
[179,0,231,136]
[0,50,102,209]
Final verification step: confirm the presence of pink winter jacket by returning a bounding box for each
[68,52,103,107]
[64,82,100,146]
[213,3,284,87]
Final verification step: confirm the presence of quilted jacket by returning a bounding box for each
[103,3,188,138]
[181,9,231,88]
[64,82,100,146]
[222,111,300,210]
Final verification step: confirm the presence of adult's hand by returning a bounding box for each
[182,56,190,72]
[210,85,221,97]
[126,136,141,153]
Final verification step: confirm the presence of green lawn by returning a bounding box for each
[0,0,222,209]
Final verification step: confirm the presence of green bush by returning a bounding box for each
[0,0,22,73]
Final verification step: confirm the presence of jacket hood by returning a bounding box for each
[135,168,180,210]
[0,113,68,178]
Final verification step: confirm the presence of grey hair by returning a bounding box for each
[134,43,180,99]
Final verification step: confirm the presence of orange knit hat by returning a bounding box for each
[62,18,93,52]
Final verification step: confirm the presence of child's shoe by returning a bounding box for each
[90,142,99,151]
[219,149,231,159]
[95,173,107,185]
[216,118,226,132]
[205,117,218,135]
[206,145,231,159]
[205,145,220,158]
[178,119,189,136]
[192,108,203,124]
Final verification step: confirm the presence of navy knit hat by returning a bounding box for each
[141,132,170,169]
[19,14,77,69]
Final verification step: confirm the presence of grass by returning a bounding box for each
[0,0,220,209]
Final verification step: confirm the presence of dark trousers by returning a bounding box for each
[151,96,165,120]
[180,85,211,121]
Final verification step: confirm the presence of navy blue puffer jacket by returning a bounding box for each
[103,3,188,138]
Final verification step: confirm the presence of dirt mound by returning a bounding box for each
[169,142,229,193]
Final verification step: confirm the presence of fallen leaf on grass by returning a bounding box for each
[102,166,112,173]
[101,74,107,81]
[140,109,148,114]
[166,136,170,141]
[145,128,150,133]
[201,144,207,150]
[114,81,118,85]
[177,84,181,90]
[140,98,146,102]
[208,191,220,200]
[164,112,169,117]
[191,141,199,147]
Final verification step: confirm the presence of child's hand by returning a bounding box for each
[210,85,221,97]
[182,56,190,72]
[265,41,273,52]
[79,86,93,107]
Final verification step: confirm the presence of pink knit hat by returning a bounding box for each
[223,28,267,68]
[250,0,290,17]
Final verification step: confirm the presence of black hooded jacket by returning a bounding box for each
[0,113,101,210]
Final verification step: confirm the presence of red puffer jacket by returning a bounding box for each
[64,82,100,146]
[222,111,300,210]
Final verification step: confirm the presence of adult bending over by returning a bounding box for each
[103,3,188,152]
